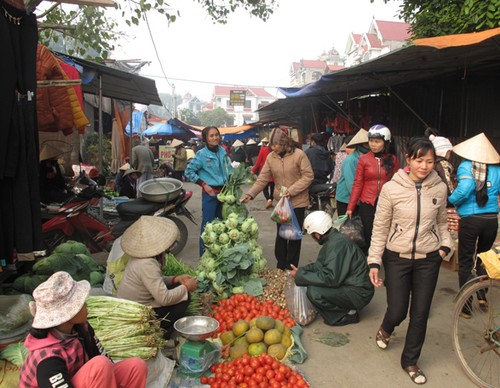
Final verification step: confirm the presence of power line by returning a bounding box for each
[141,73,288,90]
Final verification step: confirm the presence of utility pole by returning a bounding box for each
[172,84,177,118]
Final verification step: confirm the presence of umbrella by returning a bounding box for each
[142,123,196,138]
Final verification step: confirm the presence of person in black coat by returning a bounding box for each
[119,169,141,198]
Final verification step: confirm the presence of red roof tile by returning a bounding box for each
[301,60,327,69]
[365,33,383,48]
[375,20,412,41]
[213,85,273,98]
[352,33,362,44]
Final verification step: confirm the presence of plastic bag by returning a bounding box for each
[279,206,303,240]
[478,249,500,279]
[270,196,293,224]
[102,237,130,295]
[284,272,316,326]
[332,215,348,231]
[339,216,366,248]
[0,295,33,334]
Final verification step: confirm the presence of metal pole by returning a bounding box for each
[172,84,176,118]
[98,74,103,217]
[130,101,133,159]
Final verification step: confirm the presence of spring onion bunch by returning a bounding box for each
[163,253,202,315]
[86,296,165,360]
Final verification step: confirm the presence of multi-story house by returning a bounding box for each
[177,93,203,114]
[210,86,277,126]
[345,19,412,67]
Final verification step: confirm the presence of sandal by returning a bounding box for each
[376,327,390,350]
[404,365,427,385]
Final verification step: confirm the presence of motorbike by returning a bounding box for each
[41,175,195,256]
[307,182,336,217]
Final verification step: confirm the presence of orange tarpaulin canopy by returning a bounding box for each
[413,27,500,49]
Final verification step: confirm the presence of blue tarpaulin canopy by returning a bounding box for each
[125,111,145,136]
[142,121,197,138]
[222,129,258,141]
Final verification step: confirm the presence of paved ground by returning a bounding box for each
[173,182,477,388]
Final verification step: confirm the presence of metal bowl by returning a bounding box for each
[174,316,220,342]
[139,178,183,203]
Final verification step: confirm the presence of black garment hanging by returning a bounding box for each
[0,1,43,265]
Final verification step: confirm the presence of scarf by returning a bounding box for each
[472,161,487,191]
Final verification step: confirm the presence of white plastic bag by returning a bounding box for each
[102,237,130,295]
[284,273,316,326]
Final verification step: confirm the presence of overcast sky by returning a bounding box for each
[113,0,404,101]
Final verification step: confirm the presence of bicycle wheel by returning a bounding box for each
[452,277,500,388]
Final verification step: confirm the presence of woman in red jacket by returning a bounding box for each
[251,138,275,209]
[346,125,399,253]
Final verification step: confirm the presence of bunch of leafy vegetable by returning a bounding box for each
[12,241,106,294]
[198,213,267,299]
[217,163,253,219]
[162,253,201,315]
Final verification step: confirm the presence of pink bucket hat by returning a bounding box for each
[29,271,90,329]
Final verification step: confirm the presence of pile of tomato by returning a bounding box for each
[200,353,309,388]
[211,294,295,335]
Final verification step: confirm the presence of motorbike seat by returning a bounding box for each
[309,183,335,195]
[116,198,163,221]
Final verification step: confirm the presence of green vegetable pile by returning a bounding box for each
[87,296,165,360]
[0,342,28,367]
[198,213,267,299]
[163,253,202,316]
[12,241,105,294]
[217,163,253,219]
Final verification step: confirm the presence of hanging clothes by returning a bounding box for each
[0,0,43,266]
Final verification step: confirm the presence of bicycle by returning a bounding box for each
[452,274,500,387]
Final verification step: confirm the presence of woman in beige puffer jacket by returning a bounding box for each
[368,137,453,385]
[241,127,313,269]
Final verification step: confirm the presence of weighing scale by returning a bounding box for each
[174,316,221,377]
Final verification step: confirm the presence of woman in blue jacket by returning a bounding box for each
[448,133,500,312]
[185,126,232,255]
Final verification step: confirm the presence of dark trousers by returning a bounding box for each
[275,207,305,270]
[263,182,275,201]
[200,192,223,256]
[359,202,377,254]
[381,250,442,368]
[458,215,498,288]
[173,170,184,181]
[153,286,191,339]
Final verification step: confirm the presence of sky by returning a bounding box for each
[113,0,405,102]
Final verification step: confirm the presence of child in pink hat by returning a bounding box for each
[19,271,148,388]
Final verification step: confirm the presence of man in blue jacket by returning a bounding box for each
[305,133,334,186]
[290,211,374,326]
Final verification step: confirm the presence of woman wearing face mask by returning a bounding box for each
[185,126,232,256]
[368,137,453,385]
[346,125,399,252]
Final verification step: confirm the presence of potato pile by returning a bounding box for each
[220,316,293,361]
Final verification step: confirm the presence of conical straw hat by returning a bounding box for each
[452,133,500,164]
[347,129,369,148]
[246,139,257,145]
[170,138,184,148]
[339,143,347,152]
[121,216,179,257]
[260,137,269,143]
[232,139,244,147]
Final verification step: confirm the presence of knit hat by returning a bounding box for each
[120,216,179,257]
[269,127,289,145]
[452,133,500,164]
[30,271,90,329]
[429,135,453,158]
[347,129,369,148]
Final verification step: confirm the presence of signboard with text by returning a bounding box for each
[159,146,175,164]
[230,90,246,106]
